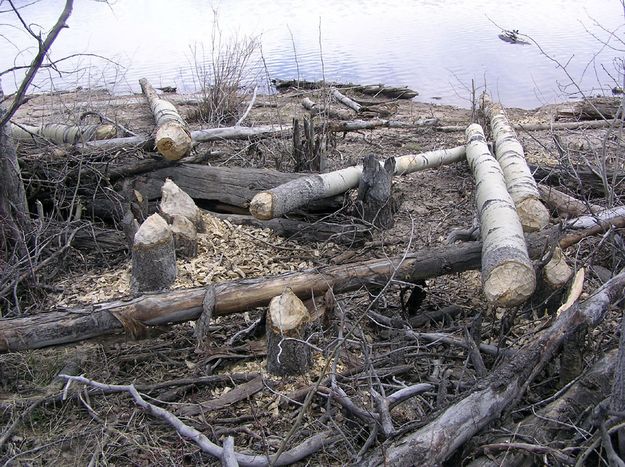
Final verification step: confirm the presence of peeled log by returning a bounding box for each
[330,87,362,112]
[131,213,176,293]
[466,124,535,307]
[483,95,550,232]
[139,77,192,160]
[266,288,312,376]
[250,146,466,220]
[11,122,116,144]
[159,178,205,233]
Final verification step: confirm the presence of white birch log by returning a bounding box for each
[483,95,550,232]
[250,146,466,220]
[139,77,192,160]
[565,205,625,229]
[466,124,535,307]
[330,87,362,112]
[11,122,116,144]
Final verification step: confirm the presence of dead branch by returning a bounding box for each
[60,375,337,466]
[363,271,625,466]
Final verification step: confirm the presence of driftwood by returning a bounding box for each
[465,124,535,307]
[363,270,625,466]
[557,97,622,120]
[330,87,362,113]
[272,79,418,99]
[437,119,619,133]
[301,97,352,120]
[0,215,622,353]
[328,118,438,132]
[139,77,192,160]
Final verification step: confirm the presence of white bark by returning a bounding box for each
[483,95,550,232]
[330,87,362,112]
[11,122,116,144]
[140,77,192,160]
[466,124,535,307]
[565,206,625,229]
[250,146,466,220]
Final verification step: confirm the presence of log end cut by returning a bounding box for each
[544,246,573,289]
[484,260,536,307]
[155,121,192,161]
[516,197,551,232]
[249,192,275,220]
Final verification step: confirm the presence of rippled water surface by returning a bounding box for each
[1,0,623,108]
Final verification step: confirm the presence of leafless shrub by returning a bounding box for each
[188,14,261,126]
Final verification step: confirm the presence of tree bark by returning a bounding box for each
[538,183,601,217]
[466,124,535,307]
[0,218,618,353]
[363,271,625,467]
[330,87,362,112]
[11,122,116,144]
[357,155,395,229]
[250,146,466,220]
[134,164,342,213]
[483,94,550,232]
[139,78,192,160]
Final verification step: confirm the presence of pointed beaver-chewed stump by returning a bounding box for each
[357,155,396,229]
[171,214,198,259]
[266,288,312,376]
[131,213,176,293]
[159,178,205,233]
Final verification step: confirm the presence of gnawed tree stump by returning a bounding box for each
[543,246,572,290]
[292,116,326,172]
[131,213,176,293]
[466,124,536,307]
[159,178,205,233]
[357,155,396,229]
[139,77,192,160]
[171,215,198,258]
[266,288,312,376]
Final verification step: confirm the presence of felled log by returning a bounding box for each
[328,118,438,132]
[266,288,312,376]
[159,178,205,233]
[1,215,621,352]
[135,164,342,213]
[557,97,621,120]
[139,77,192,160]
[131,213,177,293]
[11,122,116,144]
[363,271,625,466]
[357,155,395,229]
[301,97,352,120]
[483,95,550,231]
[467,350,618,467]
[83,125,291,152]
[437,119,619,133]
[250,146,466,220]
[538,183,601,217]
[466,124,535,307]
[212,213,368,245]
[530,163,625,196]
[330,87,362,113]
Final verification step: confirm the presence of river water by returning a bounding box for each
[1,0,623,108]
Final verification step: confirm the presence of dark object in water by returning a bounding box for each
[498,29,530,45]
[272,78,418,99]
[157,86,177,93]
